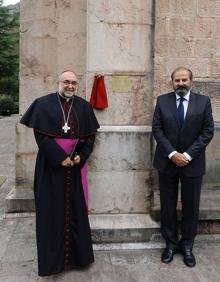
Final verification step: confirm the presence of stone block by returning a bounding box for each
[21,18,57,39]
[214,18,220,36]
[154,58,213,88]
[86,75,153,125]
[5,188,35,213]
[88,0,152,25]
[15,124,36,187]
[153,57,167,80]
[20,0,56,22]
[209,58,220,79]
[19,0,87,116]
[203,160,220,189]
[56,0,86,33]
[155,39,169,57]
[168,17,213,38]
[20,37,58,110]
[198,0,220,17]
[19,77,56,114]
[193,17,213,38]
[155,16,169,37]
[166,58,210,78]
[155,0,170,15]
[205,125,220,160]
[194,39,214,58]
[153,79,171,99]
[155,38,194,57]
[204,154,220,189]
[216,39,220,58]
[16,152,35,187]
[193,81,220,97]
[192,80,220,122]
[90,214,160,243]
[20,38,57,76]
[56,32,86,75]
[88,170,151,214]
[169,0,197,16]
[16,124,37,153]
[90,127,152,171]
[87,22,152,72]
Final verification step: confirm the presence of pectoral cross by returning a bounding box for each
[62,122,70,133]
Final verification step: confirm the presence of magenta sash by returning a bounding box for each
[54,138,88,209]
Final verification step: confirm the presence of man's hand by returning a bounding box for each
[72,155,80,165]
[61,157,74,167]
[171,152,189,167]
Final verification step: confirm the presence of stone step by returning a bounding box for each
[5,187,35,213]
[150,190,220,234]
[5,188,220,243]
[90,214,160,243]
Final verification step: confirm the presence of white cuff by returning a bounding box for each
[183,152,192,161]
[168,151,177,159]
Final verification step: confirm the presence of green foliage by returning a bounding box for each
[0,94,17,116]
[0,3,19,115]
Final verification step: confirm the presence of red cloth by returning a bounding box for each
[90,75,108,109]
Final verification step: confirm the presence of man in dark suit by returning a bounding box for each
[152,67,214,267]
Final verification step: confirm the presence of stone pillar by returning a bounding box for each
[6,0,159,241]
[85,0,158,241]
[6,0,87,212]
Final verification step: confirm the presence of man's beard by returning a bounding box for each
[61,90,75,99]
[175,86,189,97]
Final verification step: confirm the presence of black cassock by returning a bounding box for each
[20,93,99,276]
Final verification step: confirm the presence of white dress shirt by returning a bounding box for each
[168,90,192,161]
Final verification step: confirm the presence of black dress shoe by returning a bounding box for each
[161,248,175,263]
[183,249,196,267]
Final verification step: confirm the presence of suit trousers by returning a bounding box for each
[158,171,202,249]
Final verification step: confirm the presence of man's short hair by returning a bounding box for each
[171,67,193,81]
[58,70,77,81]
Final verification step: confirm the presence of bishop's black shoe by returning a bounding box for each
[182,248,196,267]
[161,248,175,263]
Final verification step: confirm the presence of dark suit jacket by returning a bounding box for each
[152,91,214,177]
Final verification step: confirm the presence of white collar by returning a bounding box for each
[175,90,190,101]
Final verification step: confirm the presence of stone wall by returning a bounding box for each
[17,0,87,188]
[153,0,220,193]
[14,0,155,217]
[154,0,220,98]
[9,0,220,230]
[20,0,87,112]
[86,0,154,125]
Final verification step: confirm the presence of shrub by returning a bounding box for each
[0,94,15,116]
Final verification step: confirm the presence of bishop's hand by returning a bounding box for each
[72,155,80,165]
[61,157,74,167]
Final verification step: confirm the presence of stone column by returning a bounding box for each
[86,0,158,241]
[6,0,160,241]
[6,0,87,212]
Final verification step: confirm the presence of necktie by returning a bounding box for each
[177,97,185,127]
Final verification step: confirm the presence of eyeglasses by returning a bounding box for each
[60,80,78,86]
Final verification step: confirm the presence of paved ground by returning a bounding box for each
[0,116,220,282]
